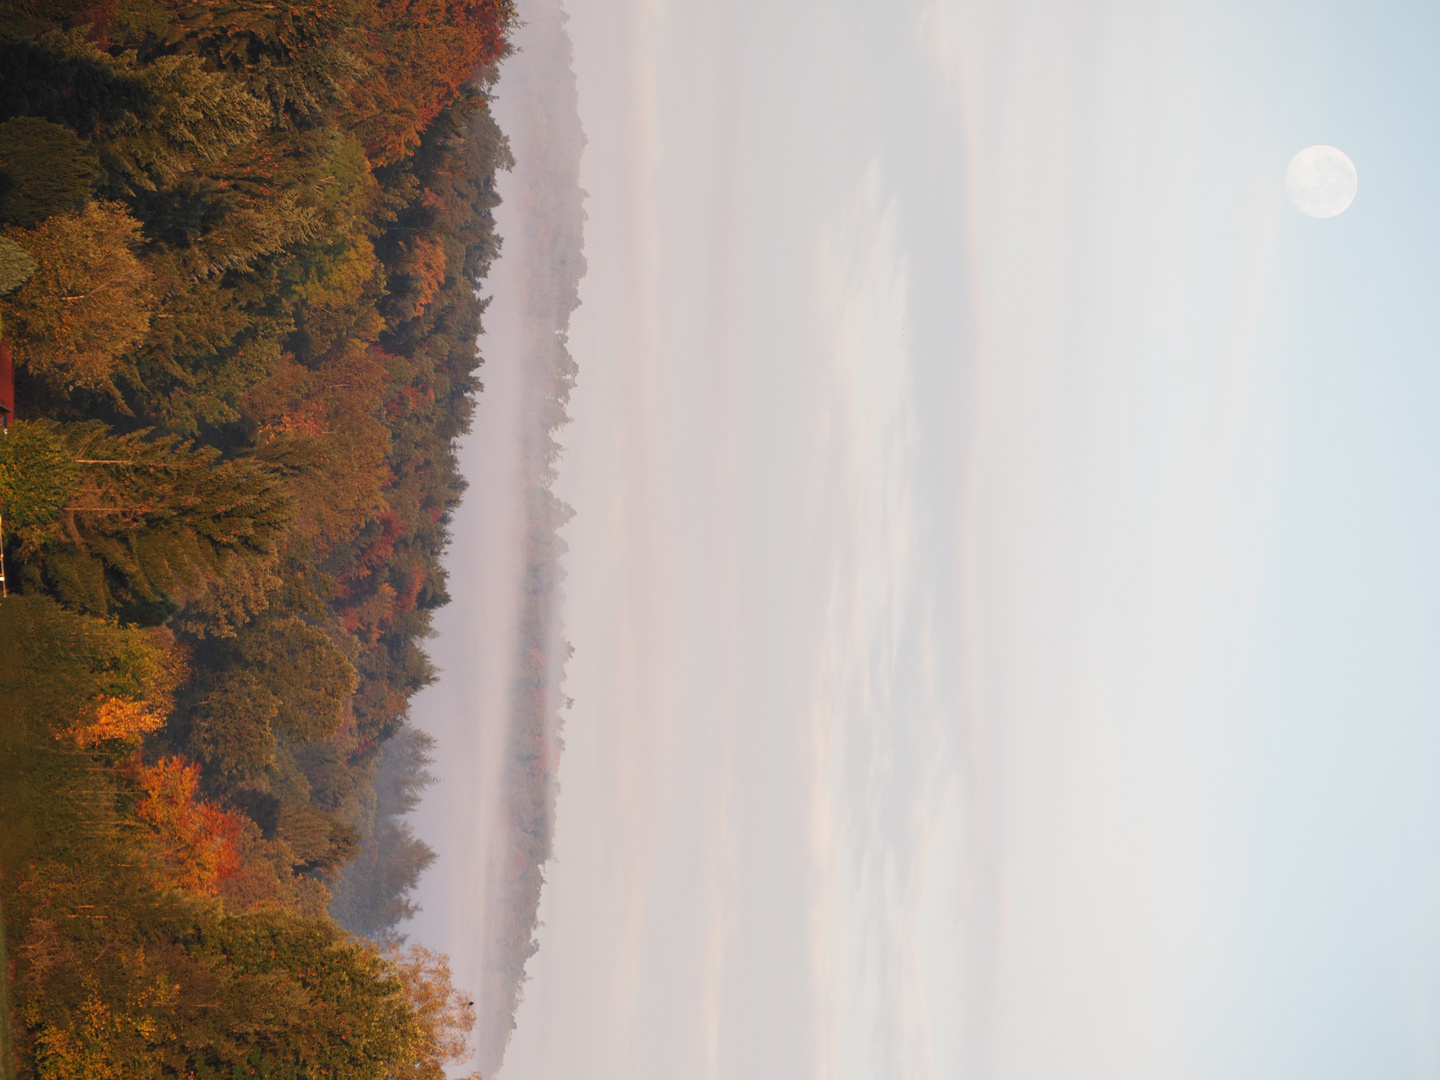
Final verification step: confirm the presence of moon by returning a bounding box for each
[1285,145,1358,218]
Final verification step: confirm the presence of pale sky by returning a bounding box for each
[411,1,1440,1077]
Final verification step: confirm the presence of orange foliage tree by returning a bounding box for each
[68,696,167,748]
[129,756,243,894]
[346,0,515,165]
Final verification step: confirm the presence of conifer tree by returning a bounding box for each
[0,116,98,225]
[6,421,295,616]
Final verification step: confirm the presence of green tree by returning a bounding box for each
[272,798,360,877]
[104,53,267,191]
[0,30,265,193]
[237,615,357,741]
[0,116,98,225]
[0,234,36,297]
[0,419,78,527]
[22,909,436,1080]
[187,668,282,775]
[187,615,357,775]
[9,421,296,617]
[180,915,431,1080]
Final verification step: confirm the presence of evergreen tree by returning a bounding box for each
[0,418,78,525]
[0,116,98,225]
[7,421,295,616]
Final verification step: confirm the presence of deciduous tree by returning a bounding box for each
[68,695,167,748]
[129,755,244,894]
[384,942,479,1080]
[0,201,153,396]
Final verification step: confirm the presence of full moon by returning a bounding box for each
[1285,145,1358,218]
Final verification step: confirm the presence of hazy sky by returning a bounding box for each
[413,1,1440,1077]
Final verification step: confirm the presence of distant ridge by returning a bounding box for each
[471,2,587,1073]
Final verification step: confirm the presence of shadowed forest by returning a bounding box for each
[0,0,581,1073]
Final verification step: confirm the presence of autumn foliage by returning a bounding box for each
[69,695,167,747]
[384,943,479,1079]
[0,200,152,396]
[0,0,514,1071]
[129,755,244,894]
[1,597,486,1077]
[346,0,516,164]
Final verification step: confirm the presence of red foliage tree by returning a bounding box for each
[130,755,244,894]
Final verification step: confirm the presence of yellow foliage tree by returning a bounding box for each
[383,943,479,1080]
[0,201,153,396]
[68,696,167,748]
[27,981,165,1080]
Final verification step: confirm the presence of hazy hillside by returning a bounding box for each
[466,1,587,1072]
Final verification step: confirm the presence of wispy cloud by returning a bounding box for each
[419,0,1423,1078]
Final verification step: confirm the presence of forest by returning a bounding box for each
[0,0,526,1074]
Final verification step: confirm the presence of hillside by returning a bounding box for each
[454,1,587,1071]
[0,0,521,1073]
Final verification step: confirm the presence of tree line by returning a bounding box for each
[455,7,584,1070]
[0,0,517,1073]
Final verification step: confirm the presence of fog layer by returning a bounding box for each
[407,4,584,1074]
